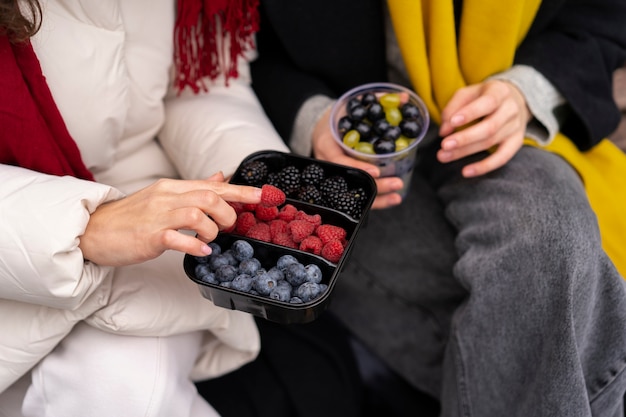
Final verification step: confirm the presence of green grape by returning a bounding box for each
[342,129,361,148]
[385,107,402,126]
[395,137,411,152]
[379,93,401,109]
[355,141,375,154]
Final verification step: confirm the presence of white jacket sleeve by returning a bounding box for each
[158,57,289,181]
[0,164,123,309]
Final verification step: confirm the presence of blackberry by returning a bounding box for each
[266,172,281,188]
[296,184,324,205]
[278,165,301,195]
[319,176,348,197]
[326,190,360,217]
[240,160,268,185]
[326,187,367,218]
[301,163,325,185]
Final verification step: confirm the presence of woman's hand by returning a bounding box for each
[312,108,405,209]
[438,79,532,177]
[79,172,261,267]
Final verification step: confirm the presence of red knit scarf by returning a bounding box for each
[174,0,259,93]
[0,0,259,179]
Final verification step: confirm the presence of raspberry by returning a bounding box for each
[272,232,298,249]
[321,239,344,263]
[288,219,316,243]
[294,211,322,226]
[245,222,271,242]
[269,219,289,239]
[260,184,286,207]
[277,204,298,222]
[242,203,258,212]
[228,202,246,214]
[315,224,347,245]
[235,211,257,235]
[240,160,268,185]
[255,204,278,221]
[299,235,323,255]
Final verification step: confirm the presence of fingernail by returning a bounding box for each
[201,244,212,255]
[442,139,457,150]
[451,114,465,126]
[463,167,476,177]
[439,151,452,161]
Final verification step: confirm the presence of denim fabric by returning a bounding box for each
[329,142,626,417]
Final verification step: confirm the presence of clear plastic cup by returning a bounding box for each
[329,82,430,199]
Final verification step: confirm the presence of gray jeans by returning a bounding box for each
[329,143,626,417]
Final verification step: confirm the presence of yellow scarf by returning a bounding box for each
[388,0,626,278]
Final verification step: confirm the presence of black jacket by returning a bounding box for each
[251,0,626,151]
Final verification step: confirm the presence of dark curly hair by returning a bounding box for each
[0,0,42,43]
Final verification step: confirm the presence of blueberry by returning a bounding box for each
[219,281,232,288]
[231,274,254,292]
[399,119,421,138]
[285,262,307,287]
[253,271,277,296]
[269,285,292,302]
[215,264,238,282]
[195,264,217,284]
[295,282,322,302]
[221,250,238,266]
[238,257,261,275]
[267,266,285,282]
[201,272,218,285]
[231,240,254,261]
[304,264,323,284]
[209,254,231,270]
[277,254,299,272]
[276,279,292,291]
[193,254,210,264]
[208,242,222,256]
[289,297,304,304]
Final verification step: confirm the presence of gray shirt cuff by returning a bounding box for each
[290,95,336,156]
[488,65,566,145]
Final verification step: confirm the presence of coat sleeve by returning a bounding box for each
[515,0,626,150]
[0,164,123,309]
[158,55,289,181]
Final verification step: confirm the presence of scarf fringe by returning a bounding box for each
[174,0,259,94]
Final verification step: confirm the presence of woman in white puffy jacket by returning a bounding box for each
[0,0,289,415]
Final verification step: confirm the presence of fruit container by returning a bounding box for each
[183,150,376,324]
[329,82,430,199]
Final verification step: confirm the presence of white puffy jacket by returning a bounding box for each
[0,0,289,392]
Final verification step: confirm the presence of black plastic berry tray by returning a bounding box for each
[183,150,376,324]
